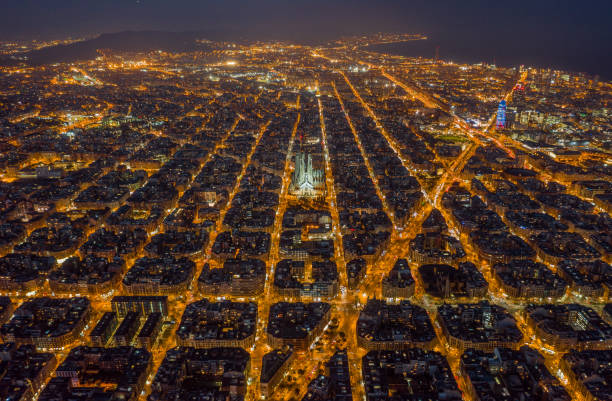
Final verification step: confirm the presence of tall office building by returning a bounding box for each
[496,100,507,129]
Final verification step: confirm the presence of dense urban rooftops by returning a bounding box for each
[40,346,151,401]
[357,299,435,348]
[0,297,90,347]
[149,347,250,401]
[419,262,488,299]
[525,304,612,350]
[461,346,570,401]
[363,348,461,401]
[177,299,257,347]
[437,301,523,350]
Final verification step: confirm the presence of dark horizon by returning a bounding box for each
[2,1,611,43]
[2,1,612,79]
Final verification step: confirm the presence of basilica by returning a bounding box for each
[289,152,325,199]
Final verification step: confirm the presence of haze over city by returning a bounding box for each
[0,1,611,401]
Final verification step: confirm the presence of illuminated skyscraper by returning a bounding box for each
[496,100,507,129]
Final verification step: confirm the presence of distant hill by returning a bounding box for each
[0,30,220,66]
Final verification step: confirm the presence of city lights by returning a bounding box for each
[0,31,609,401]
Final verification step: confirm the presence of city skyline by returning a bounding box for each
[2,1,612,80]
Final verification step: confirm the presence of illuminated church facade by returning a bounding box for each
[289,152,325,199]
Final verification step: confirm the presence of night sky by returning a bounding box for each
[1,0,611,76]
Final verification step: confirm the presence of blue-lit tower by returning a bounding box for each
[496,100,507,129]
